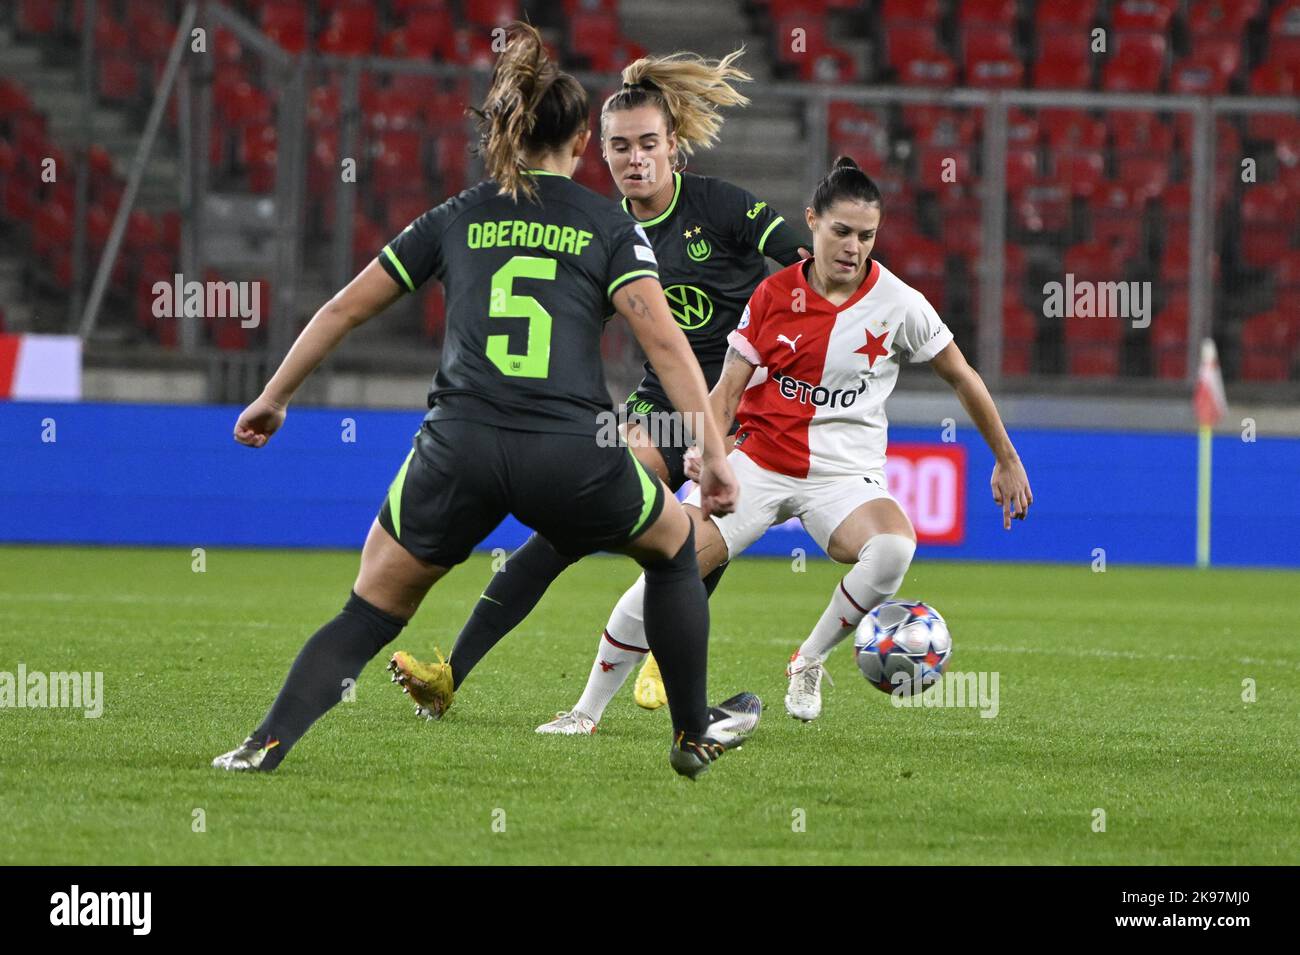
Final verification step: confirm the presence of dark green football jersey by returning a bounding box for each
[379,170,659,435]
[622,172,805,404]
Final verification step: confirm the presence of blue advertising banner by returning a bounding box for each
[1,401,1295,567]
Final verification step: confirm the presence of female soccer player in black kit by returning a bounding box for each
[211,24,759,779]
[434,50,809,723]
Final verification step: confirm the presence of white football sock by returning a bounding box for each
[798,533,916,662]
[574,577,648,722]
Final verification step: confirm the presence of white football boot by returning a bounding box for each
[535,710,597,735]
[784,651,833,721]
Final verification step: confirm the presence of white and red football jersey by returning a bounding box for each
[727,258,952,479]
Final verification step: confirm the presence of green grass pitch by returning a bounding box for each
[1,545,1297,865]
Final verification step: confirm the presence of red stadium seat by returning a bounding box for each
[829,103,890,164]
[882,0,942,23]
[97,58,140,103]
[1250,61,1296,98]
[967,56,1024,89]
[216,81,272,127]
[1239,311,1298,380]
[365,86,427,133]
[260,2,307,52]
[884,24,941,70]
[1003,297,1037,377]
[1151,296,1188,378]
[1033,51,1090,89]
[1170,55,1232,94]
[1067,342,1122,378]
[583,37,648,74]
[1012,179,1071,233]
[1089,182,1142,251]
[1110,112,1172,155]
[212,28,243,64]
[319,6,378,56]
[1115,155,1171,202]
[436,131,471,194]
[381,9,457,60]
[1188,0,1260,37]
[1064,239,1124,281]
[959,0,1016,27]
[1039,109,1107,150]
[3,175,38,225]
[1102,34,1167,92]
[93,13,131,55]
[372,131,425,192]
[124,210,162,255]
[1055,150,1107,197]
[1005,147,1039,190]
[568,12,622,62]
[383,191,432,237]
[1111,0,1176,33]
[1003,242,1028,279]
[33,202,72,260]
[1239,182,1295,268]
[446,27,499,67]
[1035,0,1097,33]
[935,198,982,257]
[900,53,957,86]
[905,106,978,146]
[393,0,453,12]
[0,138,16,178]
[962,25,1014,66]
[886,234,946,308]
[127,5,174,62]
[1275,250,1300,289]
[1191,36,1244,78]
[17,0,59,35]
[1268,1,1300,71]
[465,0,520,29]
[1005,109,1040,148]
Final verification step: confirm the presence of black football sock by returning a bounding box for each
[702,560,729,597]
[640,522,709,737]
[448,533,576,689]
[254,591,406,769]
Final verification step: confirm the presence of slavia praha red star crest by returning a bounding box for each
[855,328,889,368]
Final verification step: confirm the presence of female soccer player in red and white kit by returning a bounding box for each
[547,156,1033,727]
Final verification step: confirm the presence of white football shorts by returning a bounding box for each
[685,448,898,558]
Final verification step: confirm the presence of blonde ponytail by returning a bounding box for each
[604,48,751,156]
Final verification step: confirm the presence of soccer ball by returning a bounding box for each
[853,600,952,696]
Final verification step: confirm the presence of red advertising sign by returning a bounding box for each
[884,443,966,545]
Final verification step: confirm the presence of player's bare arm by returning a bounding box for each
[234,261,404,448]
[711,345,758,433]
[614,277,738,516]
[928,340,1032,529]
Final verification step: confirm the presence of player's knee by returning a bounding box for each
[859,533,916,596]
[641,520,698,580]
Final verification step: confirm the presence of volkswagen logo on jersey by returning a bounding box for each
[664,284,714,330]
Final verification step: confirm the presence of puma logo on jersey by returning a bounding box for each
[777,333,802,352]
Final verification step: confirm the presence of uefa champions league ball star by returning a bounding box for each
[853,601,952,696]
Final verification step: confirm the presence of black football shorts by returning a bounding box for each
[377,419,665,567]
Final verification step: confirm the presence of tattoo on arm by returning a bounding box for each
[625,290,653,324]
